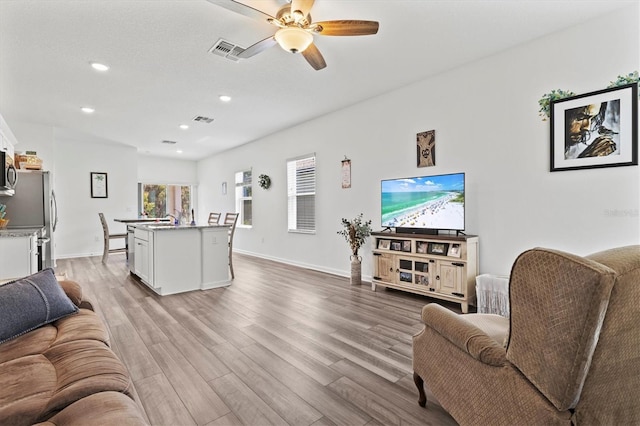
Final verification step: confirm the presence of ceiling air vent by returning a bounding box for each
[193,115,214,124]
[161,140,177,145]
[209,39,245,62]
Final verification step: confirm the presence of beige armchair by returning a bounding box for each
[413,245,640,425]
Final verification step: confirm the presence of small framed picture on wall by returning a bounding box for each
[417,130,436,167]
[90,172,108,198]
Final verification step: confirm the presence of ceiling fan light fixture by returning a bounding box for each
[274,27,313,53]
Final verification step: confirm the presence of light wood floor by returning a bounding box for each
[56,254,457,426]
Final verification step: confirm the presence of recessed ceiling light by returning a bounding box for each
[179,124,189,130]
[81,107,95,113]
[90,62,109,72]
[219,95,231,102]
[176,150,183,154]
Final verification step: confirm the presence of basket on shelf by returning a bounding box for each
[15,154,43,170]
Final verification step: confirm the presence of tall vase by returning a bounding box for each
[350,254,362,286]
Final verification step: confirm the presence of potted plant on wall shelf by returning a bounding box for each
[337,213,372,285]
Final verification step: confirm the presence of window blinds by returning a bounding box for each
[287,155,316,233]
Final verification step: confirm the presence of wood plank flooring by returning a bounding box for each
[56,254,457,426]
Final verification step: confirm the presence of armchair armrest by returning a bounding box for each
[421,303,507,366]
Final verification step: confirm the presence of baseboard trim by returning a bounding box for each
[233,249,372,282]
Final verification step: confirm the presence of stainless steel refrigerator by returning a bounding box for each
[0,170,58,269]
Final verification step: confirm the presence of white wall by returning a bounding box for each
[53,135,138,257]
[9,124,139,257]
[6,121,198,258]
[198,4,640,277]
[137,154,197,184]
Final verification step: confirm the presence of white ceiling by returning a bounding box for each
[0,0,634,160]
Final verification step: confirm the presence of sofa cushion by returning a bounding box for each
[0,354,57,425]
[0,338,133,424]
[57,280,83,307]
[33,391,148,426]
[0,326,57,364]
[51,309,110,347]
[0,269,78,344]
[40,339,132,421]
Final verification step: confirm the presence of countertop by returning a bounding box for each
[0,227,43,238]
[133,223,230,231]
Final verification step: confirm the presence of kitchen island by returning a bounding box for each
[129,223,231,295]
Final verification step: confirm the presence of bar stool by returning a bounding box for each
[99,213,127,264]
[223,213,239,278]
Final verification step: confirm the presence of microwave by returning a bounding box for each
[0,151,18,196]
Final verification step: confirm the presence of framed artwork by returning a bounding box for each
[391,241,402,251]
[90,172,108,198]
[416,275,429,285]
[417,130,436,167]
[402,240,411,252]
[416,241,428,254]
[427,242,449,255]
[341,158,351,189]
[378,239,390,250]
[550,83,638,172]
[399,272,412,282]
[448,243,461,258]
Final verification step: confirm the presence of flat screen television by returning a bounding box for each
[381,172,465,234]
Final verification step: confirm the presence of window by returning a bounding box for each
[287,154,316,233]
[139,183,193,221]
[235,170,252,226]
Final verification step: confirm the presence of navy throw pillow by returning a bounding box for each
[0,268,79,344]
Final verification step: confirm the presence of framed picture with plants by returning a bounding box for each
[550,83,638,172]
[90,172,108,198]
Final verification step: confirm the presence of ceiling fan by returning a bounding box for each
[207,0,379,70]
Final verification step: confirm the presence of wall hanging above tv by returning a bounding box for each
[381,172,465,234]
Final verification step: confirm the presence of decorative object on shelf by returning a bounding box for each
[0,202,7,228]
[550,83,638,172]
[607,71,639,94]
[90,172,108,198]
[341,157,351,189]
[337,213,372,285]
[15,151,43,170]
[538,89,576,120]
[448,243,461,258]
[416,130,436,167]
[258,174,271,190]
[221,181,227,195]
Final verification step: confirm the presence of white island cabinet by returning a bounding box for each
[131,224,230,295]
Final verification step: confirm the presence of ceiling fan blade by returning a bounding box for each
[206,0,276,23]
[290,0,315,19]
[237,36,278,58]
[301,43,326,70]
[314,20,379,36]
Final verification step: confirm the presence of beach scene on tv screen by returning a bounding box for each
[381,174,464,230]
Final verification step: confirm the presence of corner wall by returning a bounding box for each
[197,4,640,276]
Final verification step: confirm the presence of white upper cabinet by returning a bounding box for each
[0,113,17,161]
